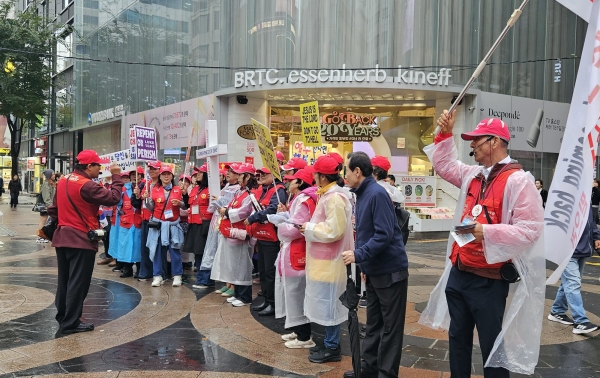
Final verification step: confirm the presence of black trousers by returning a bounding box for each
[362,277,408,378]
[257,240,280,304]
[138,220,154,279]
[234,284,252,304]
[55,247,96,331]
[103,220,112,257]
[445,266,510,378]
[291,322,312,342]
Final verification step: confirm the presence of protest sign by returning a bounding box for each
[251,119,282,181]
[299,101,322,147]
[98,150,137,179]
[131,126,158,161]
[544,0,600,284]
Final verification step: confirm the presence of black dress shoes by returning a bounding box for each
[343,368,377,378]
[251,300,269,312]
[60,322,95,335]
[258,303,275,316]
[120,268,133,278]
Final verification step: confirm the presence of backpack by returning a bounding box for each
[394,202,410,244]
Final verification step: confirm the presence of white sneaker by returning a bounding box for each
[281,332,297,341]
[285,338,316,349]
[192,284,209,289]
[151,276,163,287]
[172,275,182,287]
[231,299,248,307]
[226,296,238,303]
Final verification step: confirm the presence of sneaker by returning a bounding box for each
[573,322,599,334]
[42,239,49,243]
[285,338,316,349]
[172,275,182,287]
[359,297,367,308]
[226,296,238,303]
[309,344,324,354]
[192,284,210,289]
[281,332,297,341]
[548,312,574,325]
[221,288,235,297]
[231,299,249,307]
[36,237,43,243]
[151,276,163,287]
[137,277,151,282]
[308,346,342,363]
[215,286,228,294]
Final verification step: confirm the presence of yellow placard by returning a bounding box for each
[299,101,322,147]
[251,119,282,181]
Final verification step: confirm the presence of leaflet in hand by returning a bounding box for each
[450,231,476,247]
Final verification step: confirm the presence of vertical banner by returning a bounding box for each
[251,119,282,181]
[544,0,600,283]
[133,126,158,161]
[299,101,323,147]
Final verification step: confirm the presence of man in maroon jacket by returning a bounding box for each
[48,150,123,337]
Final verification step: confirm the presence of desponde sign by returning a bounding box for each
[321,112,380,142]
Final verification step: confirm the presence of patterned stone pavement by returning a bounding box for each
[0,197,600,377]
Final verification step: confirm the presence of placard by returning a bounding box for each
[299,101,322,147]
[98,150,137,179]
[251,119,282,181]
[132,126,158,161]
[398,175,436,207]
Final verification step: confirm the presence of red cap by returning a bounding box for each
[198,163,208,173]
[290,167,315,185]
[231,163,256,174]
[371,156,391,171]
[148,161,162,169]
[128,166,145,176]
[327,152,344,165]
[160,165,174,175]
[281,157,307,171]
[275,150,285,161]
[256,167,272,174]
[219,169,227,175]
[461,118,510,142]
[313,155,341,175]
[76,150,110,165]
[179,174,192,182]
[120,171,130,177]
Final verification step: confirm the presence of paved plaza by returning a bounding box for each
[0,197,599,378]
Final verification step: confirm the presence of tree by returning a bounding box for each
[0,0,65,177]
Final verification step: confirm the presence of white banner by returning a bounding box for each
[544,0,600,283]
[98,150,137,179]
[398,175,437,207]
[555,0,592,22]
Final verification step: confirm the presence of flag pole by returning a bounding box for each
[433,0,530,135]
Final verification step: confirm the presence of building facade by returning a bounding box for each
[20,0,586,199]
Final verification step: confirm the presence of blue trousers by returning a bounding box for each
[153,244,183,278]
[324,325,341,349]
[551,257,589,324]
[195,269,214,286]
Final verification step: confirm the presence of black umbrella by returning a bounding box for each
[339,264,361,378]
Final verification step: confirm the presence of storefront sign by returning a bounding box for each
[131,126,158,161]
[251,119,282,181]
[98,150,137,179]
[397,138,406,148]
[299,101,323,146]
[246,141,255,155]
[88,104,124,125]
[27,158,35,171]
[245,156,254,164]
[0,148,9,154]
[234,64,452,88]
[321,111,380,142]
[237,124,256,140]
[398,175,436,207]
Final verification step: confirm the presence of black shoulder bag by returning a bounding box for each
[148,188,172,229]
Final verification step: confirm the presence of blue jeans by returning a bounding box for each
[153,245,183,278]
[551,257,589,324]
[324,325,341,349]
[195,269,214,286]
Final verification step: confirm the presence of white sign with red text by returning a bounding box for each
[545,0,600,284]
[398,175,436,207]
[98,150,137,179]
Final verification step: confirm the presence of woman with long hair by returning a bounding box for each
[211,163,259,307]
[145,165,185,287]
[299,155,353,363]
[271,167,317,348]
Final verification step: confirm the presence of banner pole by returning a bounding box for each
[433,0,530,135]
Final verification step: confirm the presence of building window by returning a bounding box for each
[213,73,219,90]
[62,0,73,10]
[213,42,219,60]
[56,33,73,73]
[195,0,208,12]
[198,44,208,63]
[193,14,209,34]
[83,0,99,9]
[199,75,208,94]
[213,10,220,30]
[83,15,99,26]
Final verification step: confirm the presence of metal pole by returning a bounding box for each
[433,0,530,135]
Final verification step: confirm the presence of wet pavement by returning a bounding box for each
[1,201,600,377]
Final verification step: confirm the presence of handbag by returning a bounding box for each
[32,193,46,212]
[39,216,57,241]
[148,189,172,229]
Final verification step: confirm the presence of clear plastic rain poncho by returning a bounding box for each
[377,180,405,203]
[269,187,318,328]
[418,137,545,375]
[199,183,239,270]
[303,184,353,327]
[210,187,254,286]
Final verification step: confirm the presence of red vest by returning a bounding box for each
[151,185,182,221]
[56,173,101,233]
[289,196,317,270]
[141,181,158,221]
[119,189,142,229]
[249,184,286,242]
[219,190,249,238]
[451,166,519,269]
[187,186,212,224]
